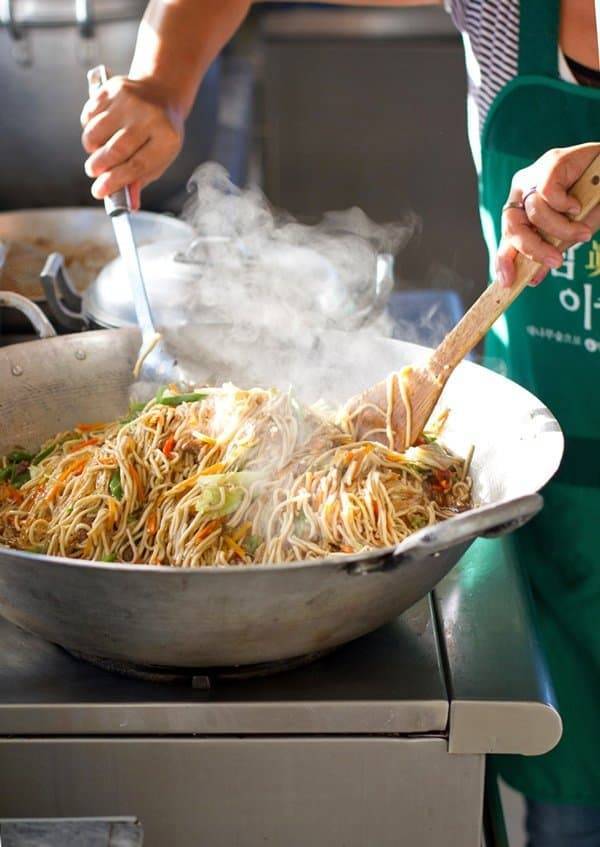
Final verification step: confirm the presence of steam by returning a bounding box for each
[153,162,422,401]
[177,163,416,338]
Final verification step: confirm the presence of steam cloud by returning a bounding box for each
[156,163,425,401]
[178,163,416,337]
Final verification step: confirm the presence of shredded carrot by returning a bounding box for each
[129,464,144,500]
[0,484,23,504]
[198,462,226,476]
[230,521,252,543]
[69,437,99,453]
[340,545,354,554]
[162,436,176,458]
[224,535,247,559]
[46,457,88,501]
[106,498,119,526]
[345,444,375,464]
[169,462,228,496]
[147,512,158,535]
[76,422,106,432]
[373,502,379,520]
[194,519,222,543]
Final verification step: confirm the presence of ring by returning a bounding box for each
[522,186,538,206]
[502,201,525,213]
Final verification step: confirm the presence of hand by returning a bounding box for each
[81,76,184,210]
[496,144,600,288]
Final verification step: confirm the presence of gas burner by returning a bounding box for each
[65,647,334,687]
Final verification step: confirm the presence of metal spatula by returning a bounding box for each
[87,65,187,390]
[347,151,600,450]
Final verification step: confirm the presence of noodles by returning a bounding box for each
[0,381,473,567]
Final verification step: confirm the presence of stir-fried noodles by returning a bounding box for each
[0,383,473,566]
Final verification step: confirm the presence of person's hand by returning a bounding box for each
[496,143,600,288]
[81,76,184,210]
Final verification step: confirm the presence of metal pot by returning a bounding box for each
[0,297,563,669]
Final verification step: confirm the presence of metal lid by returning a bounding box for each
[84,235,394,332]
[83,239,195,329]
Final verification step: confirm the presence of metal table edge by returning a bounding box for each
[433,537,563,756]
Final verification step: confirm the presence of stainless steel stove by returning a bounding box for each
[0,538,561,847]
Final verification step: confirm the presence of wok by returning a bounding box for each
[0,299,563,669]
[0,208,192,332]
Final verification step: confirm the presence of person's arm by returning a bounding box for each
[497,144,600,287]
[81,0,442,207]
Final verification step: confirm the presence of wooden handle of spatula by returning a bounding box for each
[428,151,600,379]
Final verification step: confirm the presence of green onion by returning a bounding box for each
[158,392,207,407]
[102,552,117,563]
[109,469,123,501]
[244,534,262,556]
[12,470,30,489]
[293,513,309,538]
[7,449,34,463]
[120,401,147,426]
[31,445,56,466]
[0,467,13,482]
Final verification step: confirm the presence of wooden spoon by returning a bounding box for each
[347,152,600,451]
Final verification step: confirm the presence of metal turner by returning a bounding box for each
[87,65,187,391]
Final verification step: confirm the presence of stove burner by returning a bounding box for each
[65,648,334,686]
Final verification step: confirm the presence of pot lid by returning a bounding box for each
[84,235,395,332]
[83,239,196,329]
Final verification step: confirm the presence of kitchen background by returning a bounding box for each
[0,2,526,841]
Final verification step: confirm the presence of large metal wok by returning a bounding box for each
[0,300,563,669]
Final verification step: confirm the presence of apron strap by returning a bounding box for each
[518,0,560,78]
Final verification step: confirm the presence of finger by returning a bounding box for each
[536,146,600,216]
[84,126,149,177]
[529,269,549,287]
[524,193,592,244]
[129,181,142,211]
[504,221,564,268]
[80,89,111,127]
[91,140,154,198]
[81,109,126,154]
[583,206,600,236]
[496,245,517,288]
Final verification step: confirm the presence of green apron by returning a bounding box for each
[481,0,600,805]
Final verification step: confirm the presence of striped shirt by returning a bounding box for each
[445,0,519,133]
[444,1,577,169]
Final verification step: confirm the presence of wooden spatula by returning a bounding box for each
[347,152,600,451]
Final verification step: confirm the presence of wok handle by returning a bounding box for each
[40,253,88,332]
[86,65,131,218]
[0,291,57,339]
[346,494,543,575]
